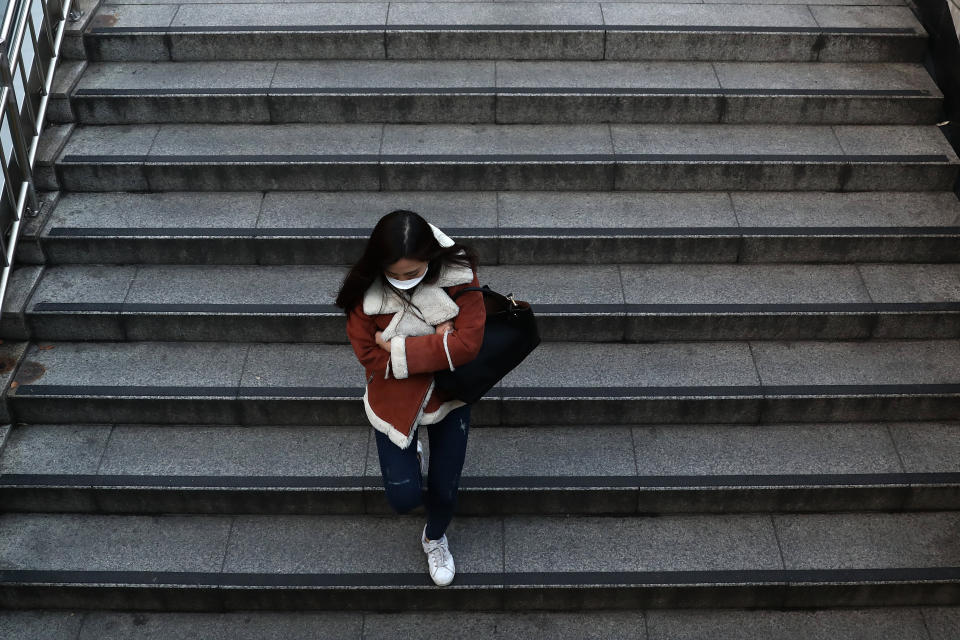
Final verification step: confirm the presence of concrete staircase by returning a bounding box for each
[2,0,960,636]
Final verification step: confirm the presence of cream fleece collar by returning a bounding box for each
[361,223,474,322]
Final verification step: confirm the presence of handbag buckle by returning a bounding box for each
[506,293,518,307]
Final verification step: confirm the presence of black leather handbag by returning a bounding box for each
[434,285,540,404]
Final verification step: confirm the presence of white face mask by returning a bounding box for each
[385,268,427,290]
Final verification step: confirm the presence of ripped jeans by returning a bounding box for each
[374,403,471,541]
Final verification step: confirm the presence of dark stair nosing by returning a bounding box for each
[10,384,960,398]
[88,25,921,35]
[501,384,960,398]
[9,385,365,398]
[2,471,959,489]
[42,226,960,238]
[28,301,960,314]
[72,88,934,97]
[2,566,959,588]
[58,153,954,164]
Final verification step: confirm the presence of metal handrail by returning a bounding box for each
[0,0,73,312]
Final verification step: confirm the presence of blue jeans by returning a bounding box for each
[374,403,471,540]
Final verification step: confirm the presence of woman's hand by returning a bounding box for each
[374,331,390,352]
[435,320,455,335]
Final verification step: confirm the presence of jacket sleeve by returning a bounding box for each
[346,303,391,379]
[393,270,485,378]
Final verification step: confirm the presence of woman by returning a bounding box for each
[335,209,485,587]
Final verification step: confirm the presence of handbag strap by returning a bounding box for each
[448,285,490,301]
[449,285,521,308]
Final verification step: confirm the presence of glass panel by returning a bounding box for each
[0,114,12,161]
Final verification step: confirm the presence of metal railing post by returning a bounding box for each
[0,0,74,312]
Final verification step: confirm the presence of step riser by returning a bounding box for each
[2,485,954,516]
[47,97,75,125]
[83,32,926,63]
[505,397,960,426]
[70,94,941,126]
[735,237,960,265]
[54,161,959,193]
[606,32,926,64]
[24,312,960,342]
[37,235,960,266]
[9,396,959,426]
[1,581,955,612]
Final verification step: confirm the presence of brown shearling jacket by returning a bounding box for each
[345,265,485,449]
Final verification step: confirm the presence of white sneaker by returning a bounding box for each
[421,525,455,586]
[417,439,428,478]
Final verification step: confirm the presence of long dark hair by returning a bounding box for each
[335,210,478,314]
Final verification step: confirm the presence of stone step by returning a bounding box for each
[83,2,928,63]
[53,123,960,192]
[47,61,87,125]
[0,609,633,639]
[38,191,960,265]
[70,60,942,125]
[6,339,960,425]
[0,510,958,610]
[62,0,104,61]
[3,607,958,640]
[2,422,957,515]
[20,263,960,342]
